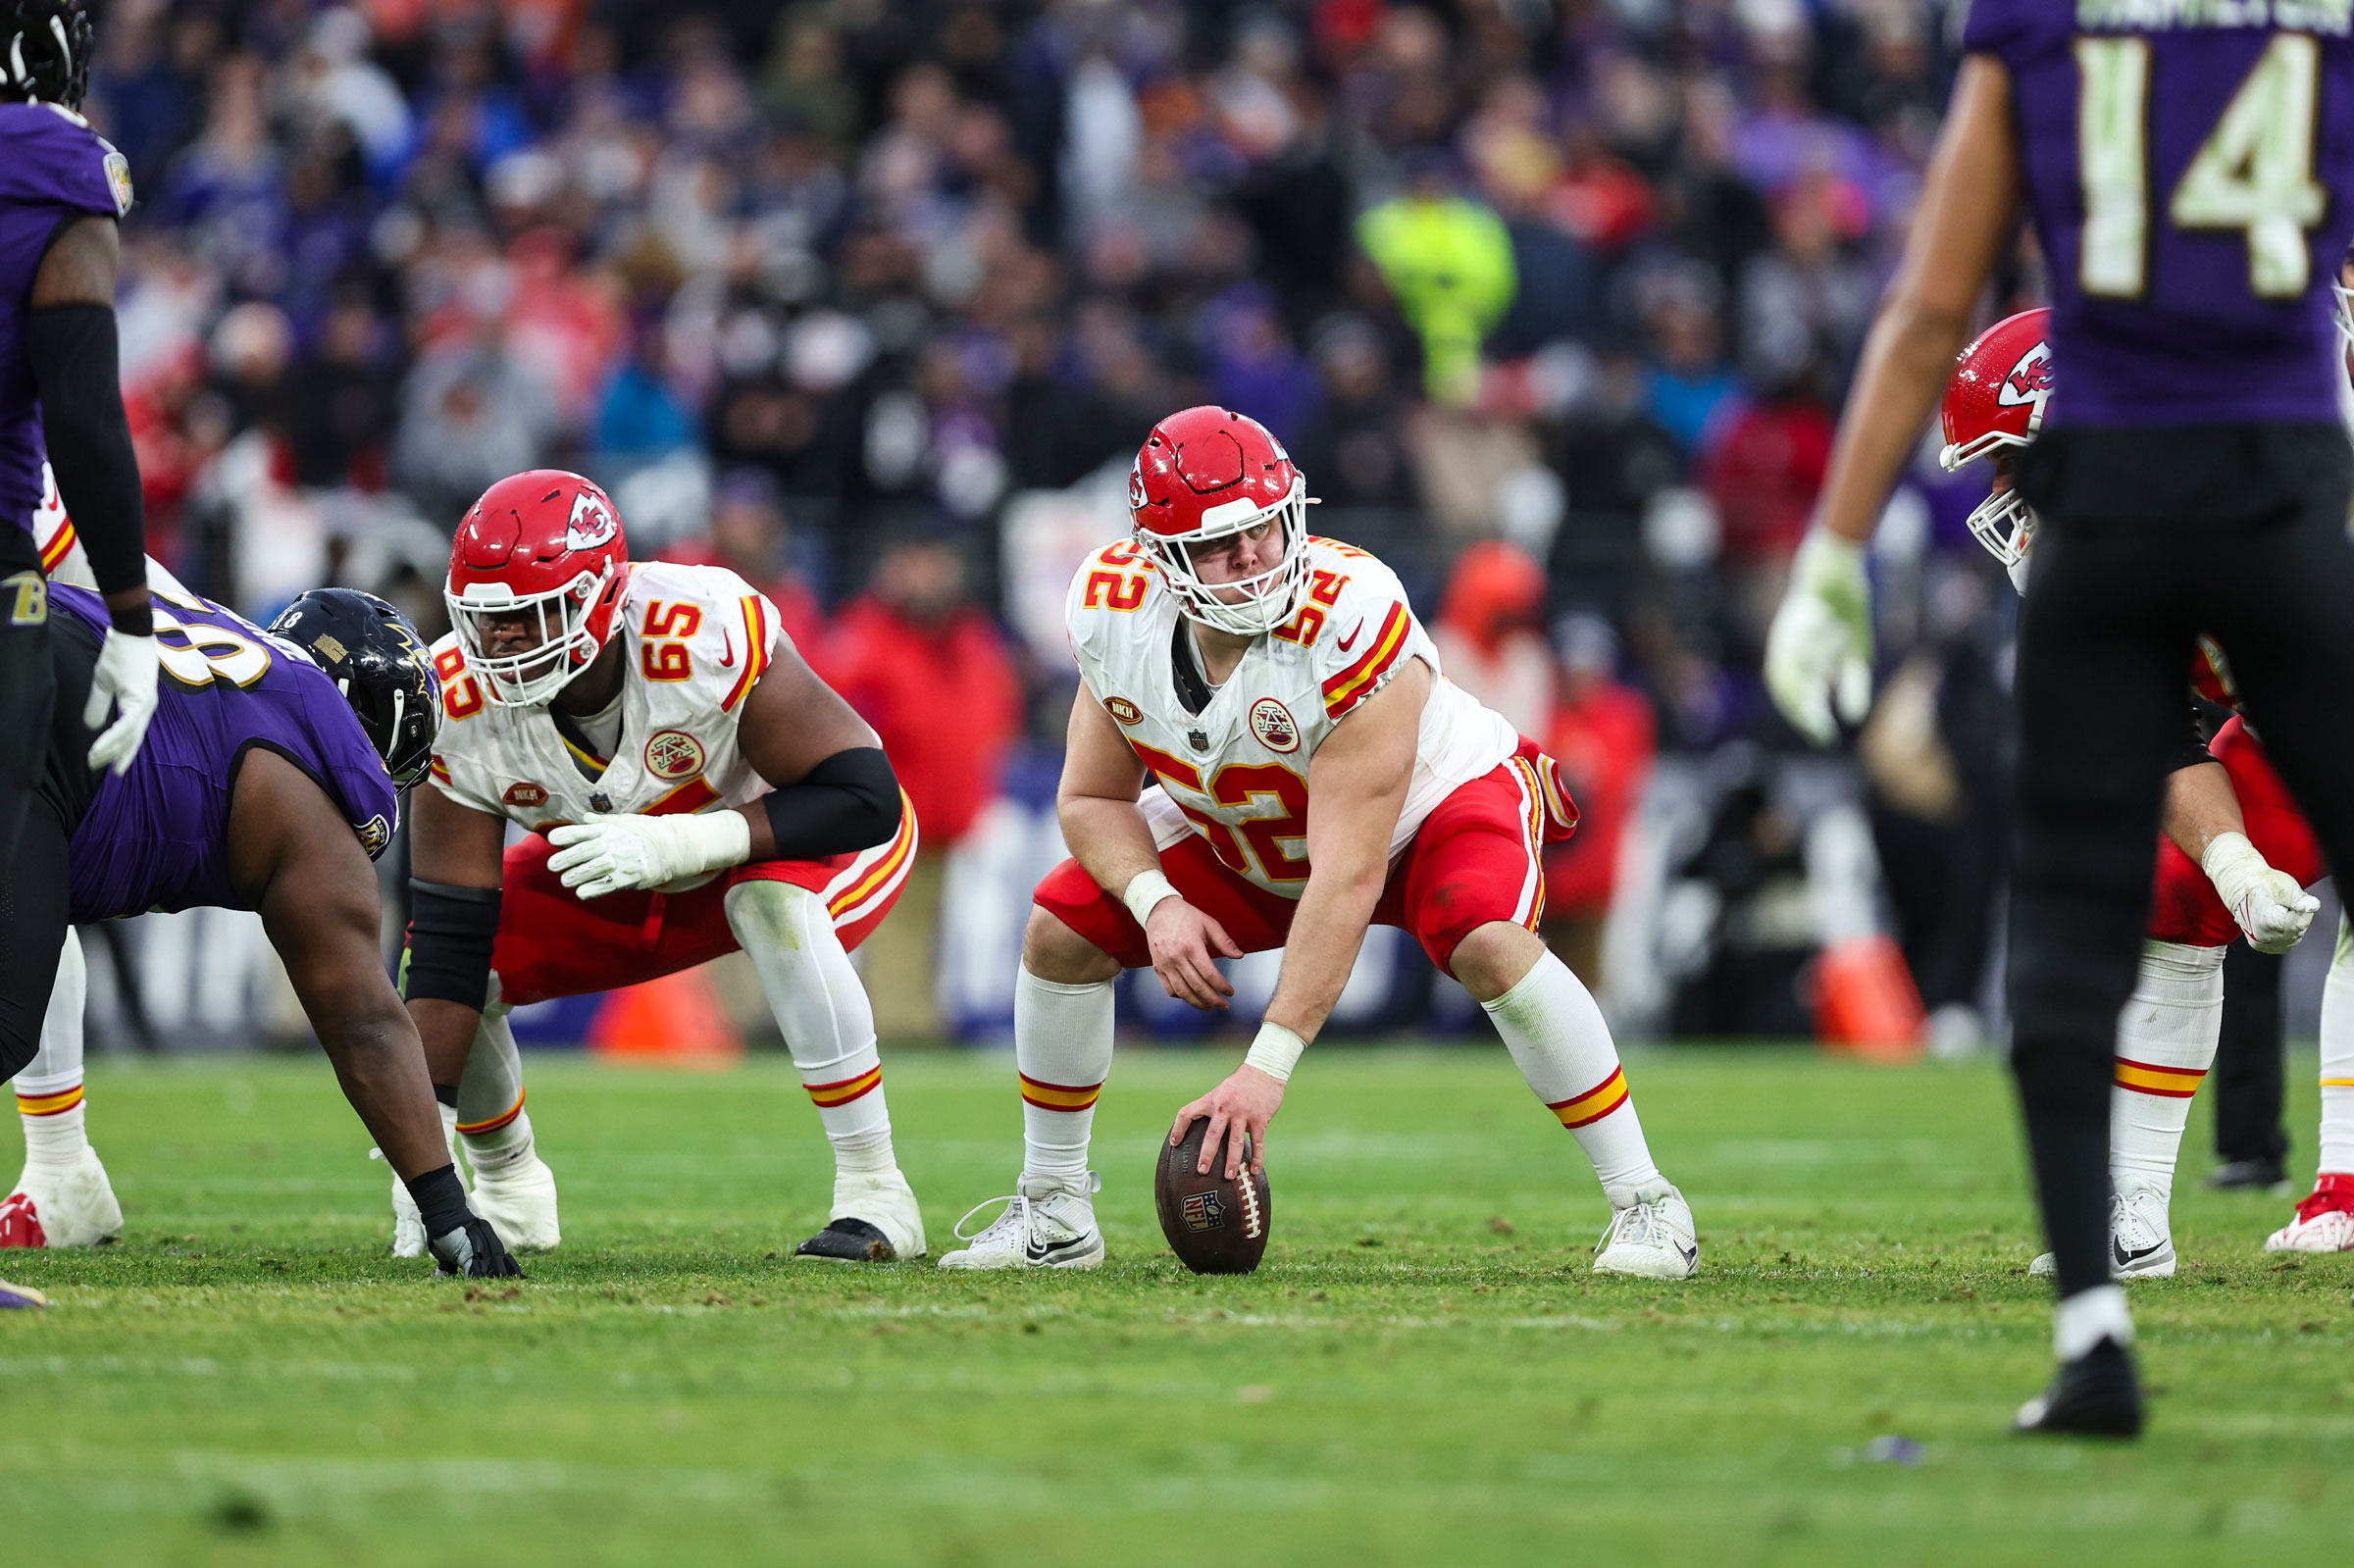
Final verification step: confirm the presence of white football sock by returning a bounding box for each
[727,880,896,1177]
[2317,916,2354,1178]
[1481,949,1663,1199]
[2110,940,2224,1200]
[17,928,89,1165]
[1015,964,1114,1188]
[455,1001,533,1175]
[2054,1284,2134,1360]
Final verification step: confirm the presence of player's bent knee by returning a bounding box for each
[1023,904,1122,986]
[1448,920,1548,1004]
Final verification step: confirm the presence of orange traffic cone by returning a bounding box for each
[587,964,743,1067]
[1808,935,1927,1063]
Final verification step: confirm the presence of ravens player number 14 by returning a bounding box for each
[1769,6,2354,1435]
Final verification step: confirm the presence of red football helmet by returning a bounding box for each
[444,470,630,706]
[1129,406,1310,635]
[1938,307,2053,571]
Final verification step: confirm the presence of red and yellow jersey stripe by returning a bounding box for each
[37,518,76,575]
[1019,1075,1102,1113]
[16,1083,83,1117]
[806,1065,882,1107]
[644,777,722,817]
[827,791,917,920]
[2115,1058,2206,1099]
[428,756,452,785]
[1547,1067,1629,1130]
[1508,754,1547,931]
[721,594,773,712]
[1321,602,1410,719]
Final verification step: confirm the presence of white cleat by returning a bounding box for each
[2264,1181,2354,1253]
[375,1105,466,1258]
[1593,1180,1699,1278]
[938,1172,1104,1270]
[1,1147,125,1248]
[795,1168,926,1262]
[2030,1183,2176,1280]
[470,1155,562,1252]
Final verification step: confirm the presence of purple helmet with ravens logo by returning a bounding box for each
[268,588,441,790]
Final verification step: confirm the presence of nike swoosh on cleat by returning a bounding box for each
[1024,1235,1093,1263]
[1335,619,1365,653]
[1676,1242,1697,1266]
[2114,1238,2165,1267]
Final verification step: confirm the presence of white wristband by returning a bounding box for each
[680,808,754,876]
[1243,1022,1307,1083]
[1121,868,1181,929]
[2200,831,2267,909]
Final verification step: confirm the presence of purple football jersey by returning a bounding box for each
[0,103,130,536]
[1965,4,2354,427]
[53,583,398,923]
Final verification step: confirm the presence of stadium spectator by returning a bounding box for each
[825,532,1021,1037]
[1541,615,1657,987]
[1432,539,1552,739]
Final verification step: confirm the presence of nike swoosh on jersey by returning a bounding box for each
[719,630,736,667]
[1335,619,1366,653]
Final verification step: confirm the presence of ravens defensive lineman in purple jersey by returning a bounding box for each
[0,1,160,871]
[1767,5,2354,1433]
[0,578,520,1281]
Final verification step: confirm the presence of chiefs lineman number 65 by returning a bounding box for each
[939,408,1700,1276]
[399,471,925,1262]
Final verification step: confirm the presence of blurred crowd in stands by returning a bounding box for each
[77,0,2050,1046]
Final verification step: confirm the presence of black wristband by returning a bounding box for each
[27,302,145,599]
[404,1163,471,1238]
[403,880,501,1009]
[760,746,902,862]
[107,598,151,635]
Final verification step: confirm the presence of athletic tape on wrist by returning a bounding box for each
[1244,1022,1306,1083]
[2201,831,2264,906]
[1121,868,1181,929]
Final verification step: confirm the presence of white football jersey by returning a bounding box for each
[1066,534,1517,899]
[430,560,783,834]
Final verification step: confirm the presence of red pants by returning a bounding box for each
[2146,717,2323,947]
[1034,741,1578,979]
[488,798,919,1006]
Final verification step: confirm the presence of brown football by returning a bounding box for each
[1155,1117,1271,1275]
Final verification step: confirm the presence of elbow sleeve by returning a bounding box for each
[26,302,144,600]
[760,746,903,861]
[402,881,501,1010]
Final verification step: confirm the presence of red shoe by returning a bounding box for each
[0,1190,49,1249]
[2265,1172,2354,1253]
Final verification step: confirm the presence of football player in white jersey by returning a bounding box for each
[398,471,926,1261]
[940,408,1697,1276]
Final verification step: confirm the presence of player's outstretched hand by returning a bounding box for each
[1765,530,1872,747]
[1170,1064,1284,1179]
[428,1213,524,1279]
[547,811,751,899]
[1145,897,1242,1010]
[83,625,160,775]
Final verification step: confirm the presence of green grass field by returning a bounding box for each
[3,1044,2350,1566]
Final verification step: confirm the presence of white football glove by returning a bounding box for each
[1765,529,1873,747]
[2202,831,2319,955]
[83,626,160,776]
[545,810,751,900]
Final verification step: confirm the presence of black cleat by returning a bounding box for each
[2205,1157,2288,1192]
[2014,1338,2143,1438]
[793,1218,897,1263]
